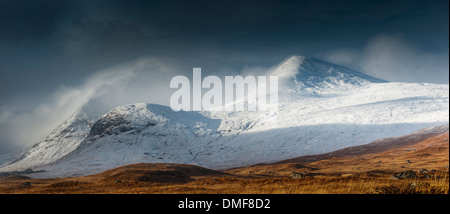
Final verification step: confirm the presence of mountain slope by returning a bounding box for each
[277,123,449,164]
[0,56,448,178]
[0,109,94,171]
[33,103,222,177]
[227,123,449,177]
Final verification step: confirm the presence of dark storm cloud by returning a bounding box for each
[1,0,448,77]
[0,0,448,152]
[0,0,67,40]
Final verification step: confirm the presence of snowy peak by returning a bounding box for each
[271,55,305,78]
[273,56,386,94]
[87,103,164,139]
[86,103,220,140]
[0,108,95,171]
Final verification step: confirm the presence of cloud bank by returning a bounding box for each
[321,34,449,84]
[0,58,179,153]
[360,34,449,83]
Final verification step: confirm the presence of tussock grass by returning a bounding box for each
[3,169,447,194]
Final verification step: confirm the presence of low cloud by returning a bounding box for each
[320,48,361,68]
[320,34,449,84]
[359,34,449,83]
[0,57,179,153]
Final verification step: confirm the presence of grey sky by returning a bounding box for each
[0,0,448,152]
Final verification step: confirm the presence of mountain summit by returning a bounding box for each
[273,56,385,95]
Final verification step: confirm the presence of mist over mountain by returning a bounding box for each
[0,56,447,178]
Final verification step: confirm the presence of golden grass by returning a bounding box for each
[0,168,447,194]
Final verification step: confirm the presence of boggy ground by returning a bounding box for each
[0,131,448,194]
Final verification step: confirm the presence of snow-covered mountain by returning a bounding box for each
[1,56,448,178]
[274,56,385,95]
[0,109,95,170]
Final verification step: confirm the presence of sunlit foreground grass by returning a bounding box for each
[2,168,446,194]
[120,171,448,194]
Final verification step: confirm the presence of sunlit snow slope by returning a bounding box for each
[1,56,448,178]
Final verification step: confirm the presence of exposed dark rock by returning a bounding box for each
[398,170,417,179]
[391,170,417,180]
[89,115,131,137]
[20,182,31,187]
[291,171,323,178]
[390,175,400,180]
[419,169,429,174]
[291,171,304,179]
[88,111,158,138]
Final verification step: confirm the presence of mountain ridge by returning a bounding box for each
[0,56,448,178]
